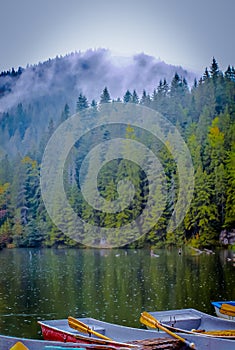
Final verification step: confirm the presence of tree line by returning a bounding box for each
[0,58,234,249]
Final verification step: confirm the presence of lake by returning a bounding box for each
[0,247,234,339]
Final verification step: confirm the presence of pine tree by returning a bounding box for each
[162,79,169,96]
[60,103,70,124]
[90,99,98,118]
[0,218,11,246]
[203,67,210,81]
[48,118,55,138]
[170,73,181,97]
[100,87,111,104]
[0,155,12,184]
[0,182,10,228]
[210,57,220,78]
[151,79,170,115]
[132,90,139,104]
[206,117,226,226]
[123,90,132,103]
[224,140,235,228]
[16,103,29,140]
[184,166,218,247]
[225,65,235,82]
[152,88,157,102]
[76,93,89,112]
[91,99,98,109]
[140,90,151,106]
[168,73,189,125]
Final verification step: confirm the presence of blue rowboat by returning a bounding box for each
[146,308,235,338]
[211,301,235,321]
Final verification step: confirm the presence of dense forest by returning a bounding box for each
[0,57,234,249]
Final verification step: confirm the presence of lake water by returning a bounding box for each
[0,247,234,339]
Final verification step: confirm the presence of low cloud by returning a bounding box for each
[0,48,196,113]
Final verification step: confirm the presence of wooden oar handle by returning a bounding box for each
[68,316,111,341]
[140,312,196,350]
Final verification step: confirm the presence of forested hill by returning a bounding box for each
[0,55,234,249]
[0,49,194,157]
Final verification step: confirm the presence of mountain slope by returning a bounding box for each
[0,49,196,111]
[0,49,196,157]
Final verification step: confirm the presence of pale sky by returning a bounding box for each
[0,0,234,73]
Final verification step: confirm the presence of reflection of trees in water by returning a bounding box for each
[0,248,234,338]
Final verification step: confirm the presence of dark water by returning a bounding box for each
[0,248,234,339]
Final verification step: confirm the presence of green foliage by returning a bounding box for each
[0,218,12,246]
[0,57,234,248]
[224,140,235,229]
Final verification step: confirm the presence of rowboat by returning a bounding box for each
[38,316,235,350]
[211,301,235,320]
[144,308,235,338]
[0,333,121,350]
[39,317,177,349]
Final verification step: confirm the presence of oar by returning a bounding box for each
[68,316,111,341]
[141,311,190,334]
[220,303,235,317]
[140,312,196,349]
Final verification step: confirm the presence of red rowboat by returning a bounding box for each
[38,316,235,350]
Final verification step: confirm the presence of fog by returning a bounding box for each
[0,48,196,113]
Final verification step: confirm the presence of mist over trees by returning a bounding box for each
[0,54,234,249]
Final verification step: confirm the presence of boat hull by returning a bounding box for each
[39,322,133,348]
[211,301,235,321]
[0,334,113,350]
[147,308,235,338]
[38,317,235,350]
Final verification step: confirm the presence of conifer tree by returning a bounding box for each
[123,90,132,103]
[225,65,235,81]
[60,103,70,124]
[140,90,151,106]
[132,90,139,104]
[100,87,111,104]
[91,99,98,109]
[170,73,181,96]
[224,140,235,229]
[76,93,89,112]
[210,57,220,78]
[203,67,210,81]
[162,79,169,96]
[90,99,98,118]
[48,118,55,138]
[184,166,218,247]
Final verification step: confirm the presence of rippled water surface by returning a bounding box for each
[0,248,234,339]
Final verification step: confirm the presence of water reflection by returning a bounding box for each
[0,248,234,339]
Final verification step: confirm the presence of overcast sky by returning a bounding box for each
[0,0,234,73]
